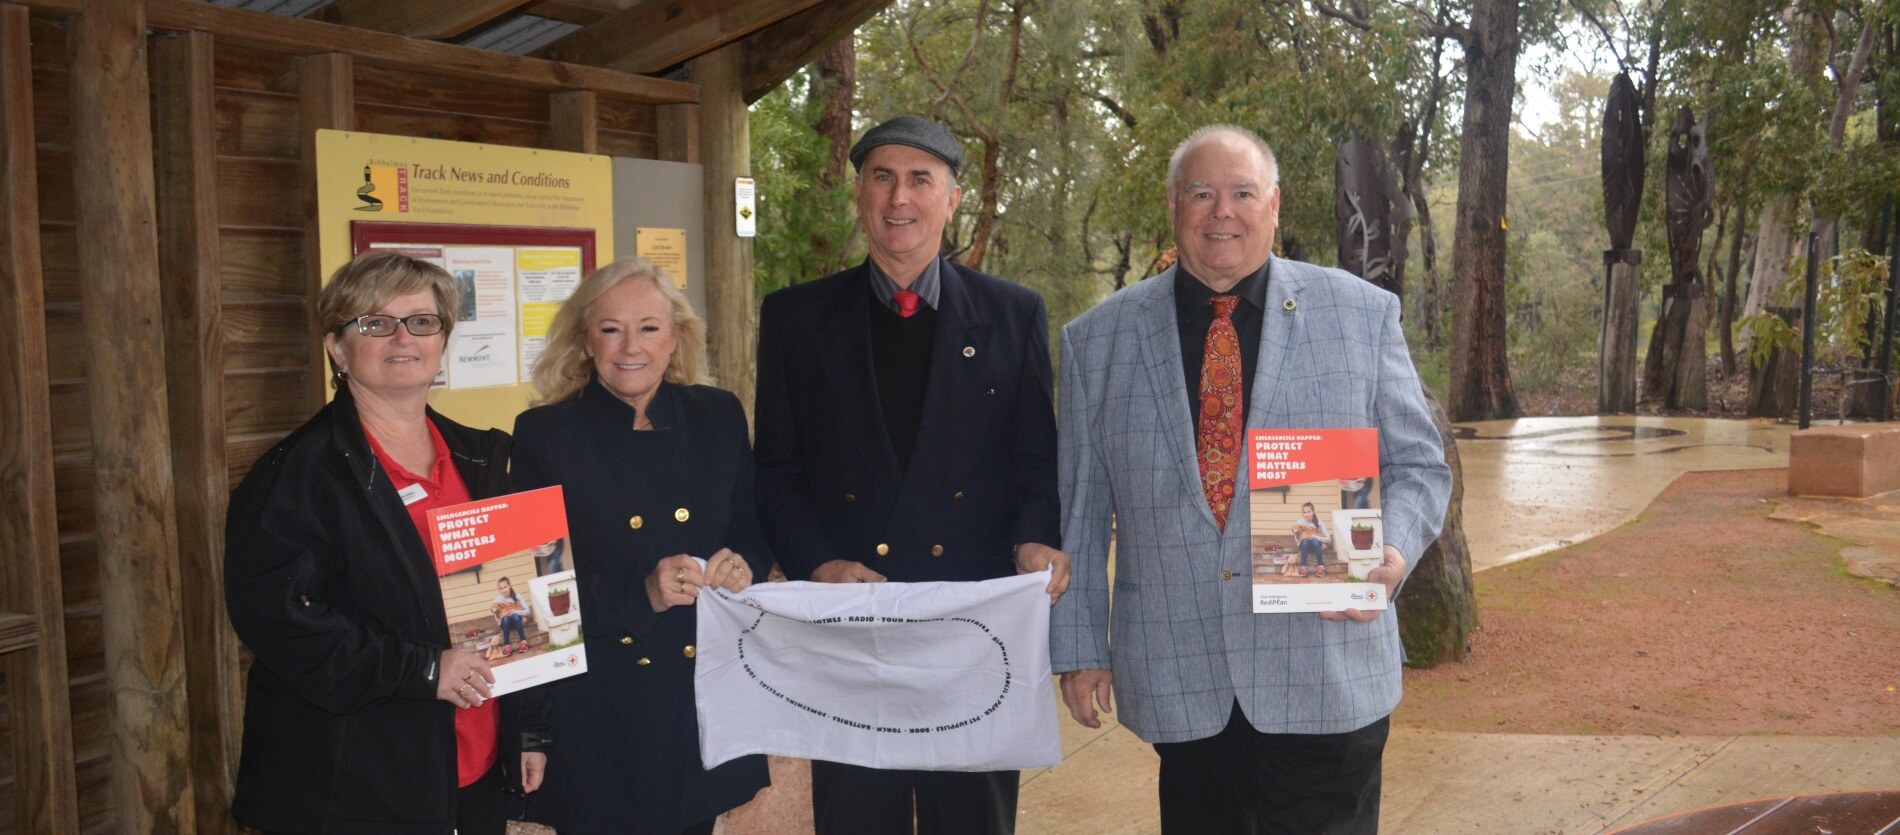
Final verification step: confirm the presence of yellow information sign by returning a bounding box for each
[636,227,690,289]
[317,130,615,430]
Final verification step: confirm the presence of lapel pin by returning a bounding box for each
[962,346,976,358]
[1282,298,1298,312]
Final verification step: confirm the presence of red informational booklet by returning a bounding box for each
[425,486,587,695]
[1246,429,1389,614]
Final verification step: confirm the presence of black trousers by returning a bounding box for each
[456,760,509,835]
[1152,702,1389,835]
[810,760,1018,835]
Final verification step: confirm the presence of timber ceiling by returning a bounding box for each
[206,0,892,101]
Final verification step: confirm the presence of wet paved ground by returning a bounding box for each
[514,417,1898,835]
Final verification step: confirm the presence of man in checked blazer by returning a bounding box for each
[755,115,1068,835]
[1050,125,1452,833]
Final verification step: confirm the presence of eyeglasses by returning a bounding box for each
[342,313,445,338]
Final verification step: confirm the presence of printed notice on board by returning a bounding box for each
[443,247,519,390]
[517,248,582,375]
[735,177,756,238]
[636,227,689,289]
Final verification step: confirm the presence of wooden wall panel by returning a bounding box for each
[213,91,299,159]
[45,383,83,457]
[33,226,72,306]
[597,130,658,160]
[40,306,83,382]
[225,436,279,490]
[31,149,70,224]
[596,97,657,134]
[224,370,311,437]
[222,301,310,370]
[354,104,550,151]
[355,62,544,122]
[216,157,303,231]
[218,229,303,303]
[211,44,297,95]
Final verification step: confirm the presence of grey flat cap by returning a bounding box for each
[849,115,963,177]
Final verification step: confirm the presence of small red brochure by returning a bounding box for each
[425,486,587,695]
[1246,429,1389,614]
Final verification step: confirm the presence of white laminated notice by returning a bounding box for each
[695,571,1060,772]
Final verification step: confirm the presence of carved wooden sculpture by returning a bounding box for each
[1598,72,1646,412]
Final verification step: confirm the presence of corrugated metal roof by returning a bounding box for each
[203,0,578,57]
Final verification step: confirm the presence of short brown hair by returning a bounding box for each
[316,251,460,387]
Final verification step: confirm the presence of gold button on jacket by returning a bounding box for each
[931,545,944,556]
[875,543,889,556]
[619,636,634,645]
[628,515,644,530]
[636,657,651,666]
[674,507,690,522]
[682,645,696,658]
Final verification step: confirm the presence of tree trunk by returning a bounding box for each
[1745,203,1799,415]
[1397,388,1474,668]
[1446,0,1521,420]
[1600,255,1641,412]
[809,37,855,277]
[1720,205,1749,378]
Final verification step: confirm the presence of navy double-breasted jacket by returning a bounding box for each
[754,258,1061,583]
[513,380,770,834]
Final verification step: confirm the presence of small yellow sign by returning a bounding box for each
[636,227,690,289]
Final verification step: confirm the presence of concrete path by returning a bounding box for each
[533,416,1891,835]
[1008,416,1897,835]
[1019,707,1900,834]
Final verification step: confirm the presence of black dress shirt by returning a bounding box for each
[1175,261,1270,427]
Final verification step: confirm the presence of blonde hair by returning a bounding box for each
[531,258,708,405]
[316,251,460,387]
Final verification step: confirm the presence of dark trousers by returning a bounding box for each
[456,760,509,835]
[811,760,1018,835]
[1152,702,1389,835]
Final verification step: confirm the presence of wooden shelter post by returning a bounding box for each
[151,28,243,835]
[298,52,354,410]
[67,0,196,829]
[0,5,81,833]
[694,44,756,415]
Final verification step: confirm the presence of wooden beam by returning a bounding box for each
[18,0,697,104]
[692,43,755,417]
[327,0,535,40]
[300,52,352,411]
[543,0,822,75]
[550,89,599,154]
[740,0,886,102]
[66,0,195,830]
[150,28,243,835]
[656,102,699,164]
[0,6,79,833]
[523,0,640,26]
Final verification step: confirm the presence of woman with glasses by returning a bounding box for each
[224,251,548,834]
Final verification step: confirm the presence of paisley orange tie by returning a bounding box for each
[1197,296,1243,530]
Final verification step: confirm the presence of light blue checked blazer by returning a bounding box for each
[1050,257,1452,743]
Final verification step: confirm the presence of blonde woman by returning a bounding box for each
[513,258,770,835]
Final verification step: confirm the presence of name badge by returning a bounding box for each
[398,483,429,506]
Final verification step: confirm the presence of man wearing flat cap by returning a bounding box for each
[755,115,1069,834]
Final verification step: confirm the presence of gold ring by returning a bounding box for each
[678,582,687,593]
[675,569,686,581]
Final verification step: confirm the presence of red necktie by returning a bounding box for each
[1197,296,1243,530]
[894,289,921,319]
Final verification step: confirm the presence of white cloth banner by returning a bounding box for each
[695,571,1061,772]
